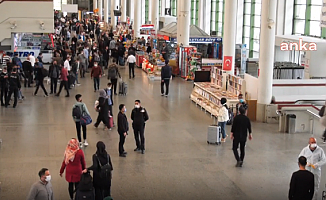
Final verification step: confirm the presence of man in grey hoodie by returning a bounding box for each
[27,168,54,200]
[72,94,90,148]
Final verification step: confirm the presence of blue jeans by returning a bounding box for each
[93,77,100,91]
[218,121,227,139]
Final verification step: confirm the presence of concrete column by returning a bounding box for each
[134,0,141,38]
[111,0,119,28]
[93,0,97,12]
[121,0,127,22]
[177,0,191,45]
[148,0,152,23]
[222,0,237,75]
[176,0,182,44]
[98,0,103,21]
[141,0,146,24]
[257,0,278,122]
[161,0,165,16]
[104,0,109,23]
[130,0,134,24]
[151,0,159,30]
[198,0,204,31]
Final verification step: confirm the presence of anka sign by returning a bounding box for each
[280,38,317,51]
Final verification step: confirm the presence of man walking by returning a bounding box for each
[289,156,314,200]
[33,62,48,97]
[105,82,114,124]
[5,68,21,108]
[126,53,136,79]
[91,61,102,92]
[161,60,172,97]
[78,50,87,78]
[27,168,54,200]
[22,57,33,88]
[0,67,9,106]
[299,137,326,200]
[49,60,60,94]
[117,104,128,157]
[56,65,70,97]
[107,62,121,95]
[131,100,149,154]
[230,106,252,167]
[72,94,90,148]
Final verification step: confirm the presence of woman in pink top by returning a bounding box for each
[60,138,86,200]
[56,67,70,97]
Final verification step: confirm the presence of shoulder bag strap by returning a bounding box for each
[95,154,102,167]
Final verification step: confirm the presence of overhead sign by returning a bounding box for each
[171,37,222,43]
[165,8,171,15]
[321,0,326,27]
[223,56,232,71]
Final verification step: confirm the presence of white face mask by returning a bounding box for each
[135,105,140,108]
[94,64,97,67]
[310,143,317,148]
[45,175,51,182]
[108,87,111,90]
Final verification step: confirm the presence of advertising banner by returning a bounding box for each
[223,56,232,71]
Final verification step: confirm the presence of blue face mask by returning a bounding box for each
[239,99,244,103]
[124,108,127,112]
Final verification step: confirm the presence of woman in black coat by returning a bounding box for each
[94,89,110,129]
[84,141,113,200]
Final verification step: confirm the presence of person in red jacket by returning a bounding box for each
[56,67,70,97]
[60,138,86,200]
[91,61,102,92]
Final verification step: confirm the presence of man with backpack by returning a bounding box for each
[72,94,90,147]
[33,60,49,97]
[161,60,172,97]
[107,62,121,95]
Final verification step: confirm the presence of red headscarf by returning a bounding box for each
[64,138,80,165]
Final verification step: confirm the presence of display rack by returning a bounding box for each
[201,58,223,71]
[227,74,245,97]
[211,68,223,88]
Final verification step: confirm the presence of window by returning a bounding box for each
[171,0,177,16]
[210,0,224,35]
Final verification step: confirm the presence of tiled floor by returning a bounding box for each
[0,66,322,200]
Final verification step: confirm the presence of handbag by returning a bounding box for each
[80,105,92,125]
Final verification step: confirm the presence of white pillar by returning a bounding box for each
[177,0,191,45]
[121,0,127,22]
[104,0,109,23]
[111,0,118,28]
[141,0,146,24]
[98,0,103,21]
[198,0,204,30]
[134,0,141,38]
[222,0,237,75]
[130,0,134,24]
[161,0,166,16]
[257,0,277,121]
[93,0,97,12]
[148,0,152,23]
[151,0,159,30]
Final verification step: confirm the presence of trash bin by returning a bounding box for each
[287,114,296,134]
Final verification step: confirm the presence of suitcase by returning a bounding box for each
[119,82,127,95]
[207,125,221,145]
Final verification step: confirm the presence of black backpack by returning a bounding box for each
[78,172,93,192]
[41,68,49,77]
[108,67,117,79]
[96,154,112,180]
[72,105,82,119]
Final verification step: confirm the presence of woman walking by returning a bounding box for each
[60,138,86,200]
[83,141,113,200]
[94,89,110,130]
[218,98,229,142]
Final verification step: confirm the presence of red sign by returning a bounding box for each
[223,56,232,71]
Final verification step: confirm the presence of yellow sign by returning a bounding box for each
[94,9,99,13]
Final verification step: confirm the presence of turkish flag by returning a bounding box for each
[223,56,232,71]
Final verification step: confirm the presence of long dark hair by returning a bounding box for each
[221,98,228,109]
[96,141,108,160]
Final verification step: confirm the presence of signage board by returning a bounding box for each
[321,0,326,27]
[165,8,171,15]
[171,37,222,43]
[223,56,232,71]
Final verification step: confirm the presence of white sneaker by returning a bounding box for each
[84,140,89,146]
[161,93,164,96]
[79,142,83,148]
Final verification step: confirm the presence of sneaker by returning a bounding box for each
[235,161,241,167]
[44,94,49,97]
[76,83,81,86]
[161,93,164,96]
[141,150,145,154]
[33,93,37,96]
[165,95,168,97]
[134,148,140,151]
[84,140,89,146]
[119,154,126,157]
[79,142,83,148]
[323,141,326,144]
[239,161,243,167]
[221,138,225,142]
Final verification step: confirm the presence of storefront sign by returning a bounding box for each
[223,56,232,71]
[171,37,222,43]
[321,0,326,27]
[6,50,39,59]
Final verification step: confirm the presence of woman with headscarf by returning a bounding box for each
[94,89,110,130]
[60,138,86,200]
[83,141,113,200]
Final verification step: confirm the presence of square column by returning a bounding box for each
[121,0,127,22]
[98,0,103,21]
[177,0,191,45]
[133,0,141,38]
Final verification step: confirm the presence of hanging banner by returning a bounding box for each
[321,0,326,27]
[223,56,232,71]
[240,44,247,74]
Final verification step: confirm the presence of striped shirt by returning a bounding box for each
[2,55,10,66]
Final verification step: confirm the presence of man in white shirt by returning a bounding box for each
[28,54,35,67]
[126,54,136,79]
[64,56,71,71]
[299,137,326,200]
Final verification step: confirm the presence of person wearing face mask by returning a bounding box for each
[299,137,326,200]
[94,89,111,130]
[236,93,248,116]
[117,104,128,157]
[104,82,114,124]
[91,61,103,92]
[27,168,54,200]
[288,156,314,200]
[73,94,90,147]
[131,100,149,154]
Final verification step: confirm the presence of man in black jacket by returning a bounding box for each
[49,60,60,94]
[117,104,128,157]
[289,156,314,200]
[5,68,21,108]
[33,61,48,97]
[161,60,172,97]
[131,100,149,154]
[0,67,9,106]
[22,57,33,88]
[231,106,252,167]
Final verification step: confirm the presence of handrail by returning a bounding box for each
[276,109,321,119]
[306,110,321,119]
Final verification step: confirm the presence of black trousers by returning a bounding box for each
[95,187,111,200]
[95,113,110,128]
[1,87,8,105]
[24,71,32,87]
[75,121,87,142]
[119,133,126,154]
[110,78,118,94]
[161,79,170,95]
[34,78,48,95]
[68,182,79,199]
[57,81,69,96]
[129,63,135,78]
[50,78,58,93]
[6,87,18,107]
[133,125,145,150]
[93,77,100,91]
[232,138,246,162]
